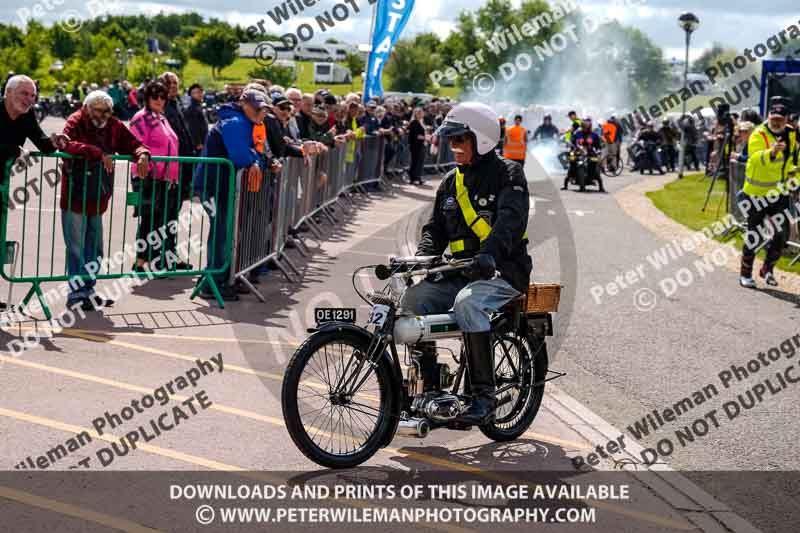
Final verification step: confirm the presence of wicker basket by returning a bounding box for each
[526,283,561,313]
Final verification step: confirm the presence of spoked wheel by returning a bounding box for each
[602,155,624,177]
[282,330,397,469]
[480,333,548,442]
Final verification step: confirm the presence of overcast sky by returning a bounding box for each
[4,0,799,62]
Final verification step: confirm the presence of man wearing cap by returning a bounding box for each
[265,94,304,160]
[739,97,799,288]
[359,101,380,136]
[192,89,274,301]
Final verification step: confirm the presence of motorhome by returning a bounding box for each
[313,63,352,84]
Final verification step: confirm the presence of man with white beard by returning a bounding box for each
[59,90,151,310]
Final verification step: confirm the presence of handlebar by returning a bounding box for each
[377,256,474,280]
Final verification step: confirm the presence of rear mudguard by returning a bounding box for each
[309,322,404,447]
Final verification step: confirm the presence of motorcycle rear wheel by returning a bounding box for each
[480,334,547,442]
[282,330,397,469]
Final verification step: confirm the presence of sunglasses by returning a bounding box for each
[449,134,468,144]
[278,105,292,111]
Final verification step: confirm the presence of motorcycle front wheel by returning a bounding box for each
[282,330,397,469]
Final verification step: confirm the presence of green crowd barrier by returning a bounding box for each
[0,152,237,319]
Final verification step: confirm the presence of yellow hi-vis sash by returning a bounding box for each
[449,168,528,253]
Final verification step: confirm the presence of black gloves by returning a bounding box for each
[471,253,496,280]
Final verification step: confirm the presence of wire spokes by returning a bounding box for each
[296,341,385,457]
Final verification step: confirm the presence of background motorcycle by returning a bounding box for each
[567,146,602,192]
[632,140,665,175]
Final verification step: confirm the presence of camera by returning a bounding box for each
[714,102,733,128]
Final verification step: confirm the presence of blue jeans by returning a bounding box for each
[61,209,103,304]
[400,275,520,333]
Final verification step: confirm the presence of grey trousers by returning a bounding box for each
[399,275,520,333]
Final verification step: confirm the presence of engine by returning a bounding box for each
[412,392,462,422]
[405,360,461,422]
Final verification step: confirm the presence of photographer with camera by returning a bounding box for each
[739,97,799,289]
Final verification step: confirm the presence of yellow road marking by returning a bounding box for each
[522,431,592,450]
[0,486,164,533]
[2,326,300,347]
[0,407,469,533]
[0,406,243,471]
[2,354,690,530]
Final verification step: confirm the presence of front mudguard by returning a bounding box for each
[309,321,404,448]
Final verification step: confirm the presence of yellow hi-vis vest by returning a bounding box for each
[449,168,528,253]
[346,116,366,163]
[743,123,799,197]
[564,119,582,143]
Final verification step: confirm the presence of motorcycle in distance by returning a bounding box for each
[566,145,603,192]
[281,256,557,469]
[632,140,665,175]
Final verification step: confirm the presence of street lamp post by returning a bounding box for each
[677,12,700,180]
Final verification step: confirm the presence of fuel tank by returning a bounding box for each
[393,313,462,345]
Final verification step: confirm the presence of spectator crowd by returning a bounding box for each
[0,72,455,309]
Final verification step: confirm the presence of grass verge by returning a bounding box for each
[645,172,800,275]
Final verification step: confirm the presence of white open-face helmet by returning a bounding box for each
[435,102,501,156]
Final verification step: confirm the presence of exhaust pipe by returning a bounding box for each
[397,418,430,438]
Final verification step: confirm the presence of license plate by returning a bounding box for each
[314,307,356,324]
[366,304,390,328]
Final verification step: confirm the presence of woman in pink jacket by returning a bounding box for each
[129,80,186,272]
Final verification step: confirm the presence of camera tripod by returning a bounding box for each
[702,119,735,214]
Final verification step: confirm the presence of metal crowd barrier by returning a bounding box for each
[385,133,411,181]
[0,153,237,318]
[229,136,403,300]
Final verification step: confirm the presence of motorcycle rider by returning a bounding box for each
[533,114,559,141]
[633,122,662,173]
[563,110,581,143]
[563,117,606,192]
[661,119,680,172]
[401,102,532,426]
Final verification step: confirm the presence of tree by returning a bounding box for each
[692,42,730,73]
[248,65,294,87]
[385,39,441,93]
[50,24,78,60]
[325,38,339,44]
[190,27,238,79]
[344,53,365,77]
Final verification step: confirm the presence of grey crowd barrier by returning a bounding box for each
[231,134,436,301]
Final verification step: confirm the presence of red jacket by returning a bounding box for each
[61,109,149,215]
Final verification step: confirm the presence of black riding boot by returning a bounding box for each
[458,331,496,425]
[414,342,439,391]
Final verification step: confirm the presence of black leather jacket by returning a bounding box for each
[417,150,532,292]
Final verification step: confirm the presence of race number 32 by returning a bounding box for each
[367,304,390,328]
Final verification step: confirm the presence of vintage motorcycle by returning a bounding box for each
[281,256,558,469]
